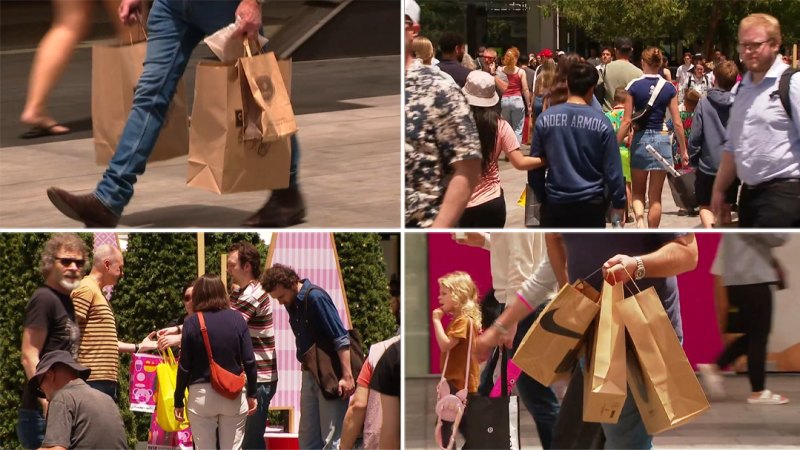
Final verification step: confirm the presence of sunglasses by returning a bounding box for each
[183,295,192,302]
[483,56,496,62]
[55,257,85,268]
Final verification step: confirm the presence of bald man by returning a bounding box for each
[70,245,156,402]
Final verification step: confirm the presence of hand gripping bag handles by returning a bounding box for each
[434,324,473,450]
[197,311,246,399]
[155,348,190,432]
[462,346,521,450]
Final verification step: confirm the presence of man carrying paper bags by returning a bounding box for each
[46,0,305,228]
[477,233,702,449]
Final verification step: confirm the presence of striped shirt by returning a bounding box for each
[71,276,119,383]
[230,280,278,383]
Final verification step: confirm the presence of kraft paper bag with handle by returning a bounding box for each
[513,280,600,386]
[91,39,189,166]
[617,287,710,434]
[583,280,626,424]
[186,57,293,194]
[238,41,297,142]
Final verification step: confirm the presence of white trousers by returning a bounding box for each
[186,383,247,450]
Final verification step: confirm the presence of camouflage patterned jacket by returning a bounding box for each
[405,64,481,227]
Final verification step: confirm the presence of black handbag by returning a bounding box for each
[462,348,520,450]
[300,287,365,400]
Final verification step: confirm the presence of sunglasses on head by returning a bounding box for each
[55,257,85,268]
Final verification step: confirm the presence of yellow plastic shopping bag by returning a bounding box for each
[155,348,190,432]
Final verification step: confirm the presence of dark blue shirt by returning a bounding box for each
[288,280,350,362]
[626,74,677,130]
[437,59,472,88]
[561,233,686,341]
[529,103,626,208]
[175,309,257,407]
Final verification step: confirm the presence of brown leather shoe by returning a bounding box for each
[242,186,306,227]
[46,187,120,228]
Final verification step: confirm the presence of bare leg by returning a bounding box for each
[625,181,633,221]
[20,0,95,132]
[699,205,715,228]
[647,170,667,228]
[631,169,648,228]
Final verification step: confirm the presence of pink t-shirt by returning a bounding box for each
[467,119,520,208]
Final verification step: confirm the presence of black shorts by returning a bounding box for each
[695,171,740,206]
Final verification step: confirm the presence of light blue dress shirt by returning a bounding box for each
[724,57,800,185]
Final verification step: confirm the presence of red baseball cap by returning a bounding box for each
[538,48,553,58]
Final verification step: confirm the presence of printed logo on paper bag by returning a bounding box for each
[540,308,582,339]
[255,76,275,101]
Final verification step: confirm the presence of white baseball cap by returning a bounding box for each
[405,0,420,25]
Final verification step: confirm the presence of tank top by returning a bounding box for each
[503,67,523,97]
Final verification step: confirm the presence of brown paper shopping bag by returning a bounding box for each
[583,280,626,424]
[186,60,291,194]
[617,287,710,434]
[238,44,297,142]
[91,41,189,166]
[513,280,600,386]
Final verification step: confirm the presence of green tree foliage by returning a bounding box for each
[418,1,467,49]
[0,233,94,449]
[548,0,800,57]
[334,233,397,350]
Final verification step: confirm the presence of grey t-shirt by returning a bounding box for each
[562,233,685,340]
[42,379,127,450]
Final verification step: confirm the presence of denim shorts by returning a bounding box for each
[630,129,672,171]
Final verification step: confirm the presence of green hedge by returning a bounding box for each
[0,232,394,448]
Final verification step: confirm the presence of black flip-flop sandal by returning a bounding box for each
[20,123,70,139]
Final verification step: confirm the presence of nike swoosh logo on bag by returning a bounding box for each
[540,308,582,339]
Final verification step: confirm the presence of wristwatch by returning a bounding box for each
[634,256,646,280]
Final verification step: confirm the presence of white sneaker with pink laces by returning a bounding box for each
[747,390,789,405]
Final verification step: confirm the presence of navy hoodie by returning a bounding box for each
[689,87,735,175]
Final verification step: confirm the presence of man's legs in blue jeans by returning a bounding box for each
[48,0,304,227]
[242,381,278,450]
[511,301,559,449]
[17,409,46,450]
[600,385,652,449]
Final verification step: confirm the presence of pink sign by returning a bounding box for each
[129,353,161,413]
[426,233,726,375]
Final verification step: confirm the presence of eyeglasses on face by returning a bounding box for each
[55,256,85,268]
[737,40,770,53]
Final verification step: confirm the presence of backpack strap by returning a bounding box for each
[778,67,798,120]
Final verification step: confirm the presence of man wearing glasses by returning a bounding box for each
[70,244,157,402]
[712,13,800,227]
[19,234,87,449]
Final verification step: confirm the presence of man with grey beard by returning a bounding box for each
[18,233,88,450]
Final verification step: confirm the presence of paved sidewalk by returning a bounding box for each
[499,149,714,229]
[406,375,800,449]
[0,95,400,228]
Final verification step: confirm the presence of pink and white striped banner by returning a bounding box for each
[266,232,350,433]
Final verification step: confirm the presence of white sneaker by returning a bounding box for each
[747,390,789,405]
[697,363,726,400]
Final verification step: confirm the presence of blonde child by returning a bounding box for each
[606,87,633,223]
[431,271,482,448]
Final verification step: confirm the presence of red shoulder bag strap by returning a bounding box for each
[197,311,216,364]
